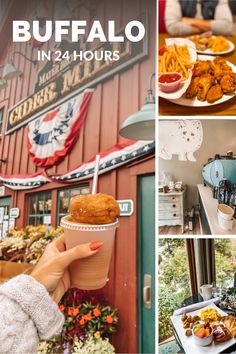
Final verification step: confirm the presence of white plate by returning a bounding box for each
[168,55,236,107]
[193,37,235,56]
[171,303,236,354]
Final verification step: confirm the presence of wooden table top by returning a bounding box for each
[159,34,236,116]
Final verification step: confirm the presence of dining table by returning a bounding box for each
[159,34,236,116]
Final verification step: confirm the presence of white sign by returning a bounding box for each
[0,186,5,196]
[10,208,20,218]
[0,207,4,224]
[117,200,134,216]
[2,221,8,238]
[43,215,51,225]
[9,218,15,229]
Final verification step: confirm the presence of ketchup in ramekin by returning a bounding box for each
[159,72,182,93]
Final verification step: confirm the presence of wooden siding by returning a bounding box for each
[0,1,156,352]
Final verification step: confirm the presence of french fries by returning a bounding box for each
[158,45,193,81]
[208,36,230,53]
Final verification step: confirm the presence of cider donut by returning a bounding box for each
[69,193,120,224]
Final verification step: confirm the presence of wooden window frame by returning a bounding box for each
[186,239,198,295]
[28,190,52,226]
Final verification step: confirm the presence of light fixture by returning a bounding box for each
[0,51,36,84]
[3,63,22,80]
[119,73,155,141]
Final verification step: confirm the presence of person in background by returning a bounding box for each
[0,236,103,354]
[164,0,233,36]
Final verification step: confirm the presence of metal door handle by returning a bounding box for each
[143,274,151,309]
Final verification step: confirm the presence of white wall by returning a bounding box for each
[159,119,236,210]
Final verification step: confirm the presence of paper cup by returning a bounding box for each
[217,212,233,230]
[61,216,119,290]
[217,204,234,220]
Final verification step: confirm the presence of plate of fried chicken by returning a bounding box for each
[169,55,236,106]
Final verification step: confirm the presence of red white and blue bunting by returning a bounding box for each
[0,140,154,190]
[27,89,93,168]
[0,171,51,191]
[52,140,154,182]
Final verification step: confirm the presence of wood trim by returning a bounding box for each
[127,153,155,169]
[186,239,198,295]
[129,156,154,176]
[51,189,58,227]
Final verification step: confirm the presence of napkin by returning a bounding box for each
[173,297,220,316]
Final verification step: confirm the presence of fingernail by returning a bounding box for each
[90,241,103,251]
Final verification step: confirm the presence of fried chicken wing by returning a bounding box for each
[212,62,225,80]
[197,74,214,101]
[193,61,211,77]
[232,72,236,85]
[220,74,236,93]
[69,193,120,224]
[185,77,200,98]
[211,56,233,80]
[206,84,223,103]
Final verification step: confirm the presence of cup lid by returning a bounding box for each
[60,216,119,231]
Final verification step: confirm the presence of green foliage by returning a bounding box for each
[214,239,232,258]
[159,243,191,342]
[215,255,236,288]
[159,247,190,288]
[159,239,185,254]
[159,287,189,341]
[37,335,115,354]
[72,335,115,354]
[37,302,118,353]
[61,302,118,341]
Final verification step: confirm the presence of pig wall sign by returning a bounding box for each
[159,120,203,162]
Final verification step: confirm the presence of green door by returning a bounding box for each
[138,174,155,354]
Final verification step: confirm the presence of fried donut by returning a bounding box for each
[69,193,120,224]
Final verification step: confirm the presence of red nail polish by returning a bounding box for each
[90,241,103,251]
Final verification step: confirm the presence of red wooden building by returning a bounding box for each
[0,1,155,353]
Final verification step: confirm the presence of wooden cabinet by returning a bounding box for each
[159,187,186,233]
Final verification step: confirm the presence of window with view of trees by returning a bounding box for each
[158,239,191,342]
[215,239,236,289]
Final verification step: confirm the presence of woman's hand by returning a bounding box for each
[30,235,103,303]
